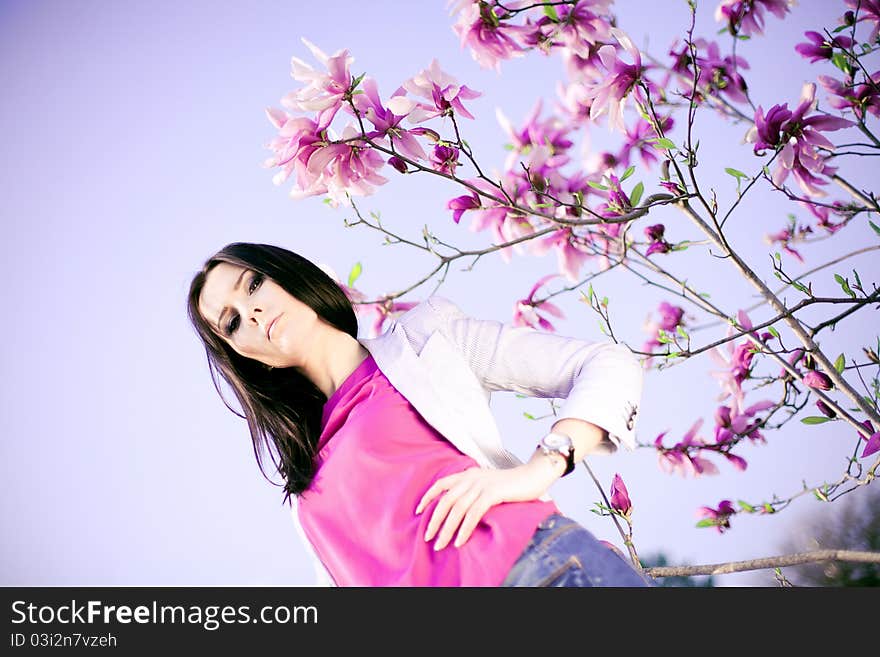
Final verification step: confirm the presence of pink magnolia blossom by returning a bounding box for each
[263,113,329,192]
[352,78,427,163]
[531,227,593,282]
[449,0,532,71]
[584,28,644,132]
[709,313,760,409]
[818,71,880,121]
[714,399,774,446]
[495,101,573,172]
[387,60,482,123]
[795,31,854,64]
[642,301,686,363]
[429,144,461,175]
[764,223,812,262]
[528,0,613,59]
[747,83,855,197]
[714,0,794,36]
[283,39,354,127]
[303,124,389,205]
[655,421,720,478]
[669,38,750,105]
[696,500,737,533]
[512,274,565,331]
[644,223,672,256]
[616,116,674,169]
[858,421,880,458]
[609,473,632,516]
[447,191,481,224]
[451,177,536,262]
[803,201,849,234]
[723,453,749,472]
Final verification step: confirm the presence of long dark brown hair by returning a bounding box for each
[186,242,359,504]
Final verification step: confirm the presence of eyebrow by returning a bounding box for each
[215,268,249,334]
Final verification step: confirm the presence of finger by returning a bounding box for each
[453,497,494,548]
[416,467,478,515]
[424,479,473,543]
[415,473,458,515]
[433,486,481,551]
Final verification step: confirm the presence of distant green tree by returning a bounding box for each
[640,553,715,587]
[778,486,880,587]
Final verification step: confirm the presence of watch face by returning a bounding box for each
[544,433,571,450]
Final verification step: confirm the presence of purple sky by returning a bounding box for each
[2,0,877,586]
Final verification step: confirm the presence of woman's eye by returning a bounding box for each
[226,314,240,336]
[248,273,264,294]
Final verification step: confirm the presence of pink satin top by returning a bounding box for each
[296,353,558,586]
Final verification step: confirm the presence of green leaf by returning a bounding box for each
[737,500,755,513]
[831,51,850,73]
[503,143,515,151]
[621,165,636,182]
[676,325,689,339]
[350,72,367,91]
[801,416,833,425]
[654,137,676,150]
[834,273,856,298]
[347,262,362,287]
[791,280,809,294]
[630,181,644,207]
[725,167,748,179]
[587,180,608,191]
[767,326,780,338]
[523,412,536,420]
[869,220,880,237]
[695,519,717,528]
[835,353,846,373]
[543,4,559,20]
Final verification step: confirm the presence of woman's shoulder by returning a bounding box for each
[391,294,468,338]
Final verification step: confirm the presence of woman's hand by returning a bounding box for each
[414,458,560,551]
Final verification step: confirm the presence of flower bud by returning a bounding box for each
[803,370,833,391]
[815,399,836,418]
[644,223,665,241]
[387,156,408,174]
[609,473,632,516]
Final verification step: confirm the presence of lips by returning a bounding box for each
[267,314,281,341]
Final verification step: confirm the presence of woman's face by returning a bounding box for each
[198,262,320,368]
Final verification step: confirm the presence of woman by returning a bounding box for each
[187,242,653,587]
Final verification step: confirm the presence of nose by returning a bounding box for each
[247,304,264,326]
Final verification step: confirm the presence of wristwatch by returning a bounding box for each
[538,432,576,477]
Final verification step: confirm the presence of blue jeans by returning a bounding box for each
[501,514,657,587]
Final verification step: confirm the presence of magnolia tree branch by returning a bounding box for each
[644,549,880,578]
[692,245,880,330]
[676,199,880,435]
